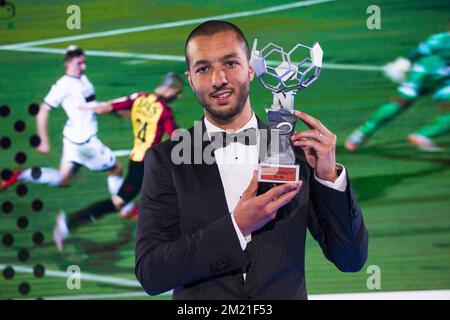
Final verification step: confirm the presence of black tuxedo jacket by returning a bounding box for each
[135,117,368,300]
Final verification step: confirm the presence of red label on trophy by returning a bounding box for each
[258,164,299,184]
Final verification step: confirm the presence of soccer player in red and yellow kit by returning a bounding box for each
[53,72,184,251]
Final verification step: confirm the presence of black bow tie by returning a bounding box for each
[210,128,257,149]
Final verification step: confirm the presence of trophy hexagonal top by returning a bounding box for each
[250,39,323,94]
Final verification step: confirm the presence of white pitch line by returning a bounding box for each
[319,62,383,71]
[33,289,450,300]
[0,46,383,72]
[3,264,448,300]
[0,46,186,62]
[42,291,154,300]
[0,263,140,288]
[1,0,335,49]
[309,290,450,300]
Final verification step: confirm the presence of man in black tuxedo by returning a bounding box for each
[135,20,368,300]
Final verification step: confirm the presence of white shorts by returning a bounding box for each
[61,136,117,171]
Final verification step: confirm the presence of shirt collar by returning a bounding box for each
[204,112,258,135]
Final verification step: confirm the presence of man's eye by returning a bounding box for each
[196,66,209,74]
[226,61,238,67]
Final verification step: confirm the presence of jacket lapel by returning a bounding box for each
[189,118,230,222]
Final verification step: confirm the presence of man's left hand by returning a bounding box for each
[291,111,338,182]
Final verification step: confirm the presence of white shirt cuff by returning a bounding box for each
[231,212,248,251]
[314,163,347,192]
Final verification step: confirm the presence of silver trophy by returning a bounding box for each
[251,39,323,183]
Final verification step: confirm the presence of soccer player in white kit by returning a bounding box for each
[9,46,124,195]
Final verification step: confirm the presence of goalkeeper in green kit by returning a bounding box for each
[346,32,450,152]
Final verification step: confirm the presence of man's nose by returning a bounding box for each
[211,69,228,89]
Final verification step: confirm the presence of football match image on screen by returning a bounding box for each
[0,0,449,301]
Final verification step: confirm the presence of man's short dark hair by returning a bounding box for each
[64,46,84,62]
[184,20,250,68]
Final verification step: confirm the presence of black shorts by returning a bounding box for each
[117,160,144,203]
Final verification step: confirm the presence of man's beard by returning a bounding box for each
[195,81,249,122]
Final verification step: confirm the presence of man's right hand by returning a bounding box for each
[233,171,302,236]
[37,140,50,154]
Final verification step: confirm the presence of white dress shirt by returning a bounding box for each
[203,113,348,253]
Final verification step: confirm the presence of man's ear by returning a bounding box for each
[64,60,72,70]
[185,70,194,90]
[248,63,255,82]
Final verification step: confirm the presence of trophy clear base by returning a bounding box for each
[257,163,300,184]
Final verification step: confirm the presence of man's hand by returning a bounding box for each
[233,171,302,236]
[291,111,338,182]
[36,140,50,154]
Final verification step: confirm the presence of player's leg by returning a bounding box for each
[53,161,144,251]
[68,199,117,230]
[345,98,413,151]
[54,137,84,186]
[106,162,123,196]
[345,64,426,151]
[106,159,137,216]
[2,166,64,190]
[80,136,124,195]
[57,161,79,186]
[8,142,78,189]
[408,83,450,151]
[17,167,63,186]
[67,161,142,227]
[116,161,144,218]
[358,98,413,137]
[53,197,117,252]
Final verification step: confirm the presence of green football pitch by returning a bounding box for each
[0,0,449,299]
